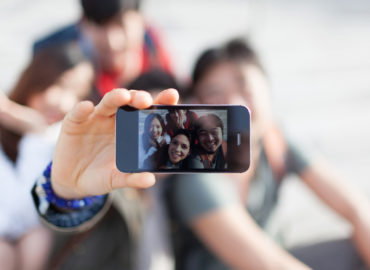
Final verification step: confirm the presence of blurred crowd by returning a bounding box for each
[1,0,370,270]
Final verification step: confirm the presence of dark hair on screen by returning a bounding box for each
[171,128,193,146]
[0,43,91,163]
[81,0,141,25]
[191,38,265,94]
[194,114,224,136]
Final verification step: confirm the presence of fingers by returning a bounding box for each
[95,89,154,117]
[153,88,179,105]
[95,89,131,117]
[87,88,179,119]
[129,90,153,109]
[124,173,156,188]
[65,101,95,124]
[110,170,156,190]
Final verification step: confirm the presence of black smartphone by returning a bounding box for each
[116,105,250,173]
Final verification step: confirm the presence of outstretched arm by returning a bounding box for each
[300,159,370,267]
[0,90,46,134]
[51,88,179,199]
[174,174,310,270]
[190,204,311,270]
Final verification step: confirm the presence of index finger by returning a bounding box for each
[129,90,154,109]
[153,88,179,105]
[95,89,131,117]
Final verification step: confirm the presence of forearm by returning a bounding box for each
[301,161,370,266]
[352,207,370,267]
[301,161,368,222]
[192,205,311,270]
[0,100,46,134]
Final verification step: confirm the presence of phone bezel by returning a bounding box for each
[116,104,250,173]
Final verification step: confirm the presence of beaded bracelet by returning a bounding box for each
[41,162,104,210]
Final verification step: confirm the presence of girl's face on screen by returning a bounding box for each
[168,134,190,164]
[149,117,162,140]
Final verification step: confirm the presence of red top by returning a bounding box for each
[96,26,172,97]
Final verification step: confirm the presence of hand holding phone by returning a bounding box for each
[116,105,250,173]
[50,89,179,199]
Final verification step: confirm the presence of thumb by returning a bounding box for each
[110,169,156,190]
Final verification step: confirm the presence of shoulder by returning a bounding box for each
[162,134,171,144]
[284,136,315,175]
[33,23,80,54]
[263,124,314,177]
[171,174,239,224]
[186,149,203,168]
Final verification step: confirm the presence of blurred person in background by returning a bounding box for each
[25,39,370,269]
[33,0,172,102]
[0,43,94,270]
[166,38,370,270]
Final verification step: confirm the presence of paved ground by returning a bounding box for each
[1,0,370,248]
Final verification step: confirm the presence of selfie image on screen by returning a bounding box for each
[138,109,228,170]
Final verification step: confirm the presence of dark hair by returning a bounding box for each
[127,69,179,93]
[142,113,166,152]
[81,0,140,25]
[167,108,181,115]
[171,129,192,146]
[0,43,91,162]
[195,114,224,136]
[9,43,89,106]
[191,38,265,93]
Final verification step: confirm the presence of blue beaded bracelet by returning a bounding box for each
[41,162,104,210]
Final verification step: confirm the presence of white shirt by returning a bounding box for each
[0,124,60,240]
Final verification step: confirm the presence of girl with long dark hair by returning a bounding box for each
[140,113,170,168]
[153,129,192,169]
[0,43,93,270]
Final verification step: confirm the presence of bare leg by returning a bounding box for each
[0,239,17,270]
[16,227,53,270]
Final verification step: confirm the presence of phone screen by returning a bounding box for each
[116,105,250,173]
[139,107,227,170]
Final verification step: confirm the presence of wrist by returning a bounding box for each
[32,181,110,230]
[51,181,86,200]
[39,162,104,211]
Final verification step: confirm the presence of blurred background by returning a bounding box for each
[1,0,370,248]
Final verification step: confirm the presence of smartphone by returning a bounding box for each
[116,105,250,173]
